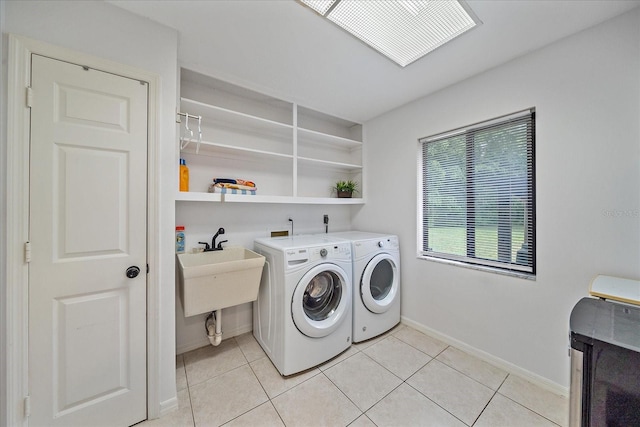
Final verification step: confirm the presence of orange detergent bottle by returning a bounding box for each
[179,158,189,192]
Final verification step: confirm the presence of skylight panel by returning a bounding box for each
[299,0,478,67]
[302,0,337,15]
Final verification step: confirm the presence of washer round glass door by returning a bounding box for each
[361,253,399,314]
[292,263,351,338]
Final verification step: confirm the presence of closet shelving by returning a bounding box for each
[177,68,363,205]
[182,139,295,162]
[180,97,294,142]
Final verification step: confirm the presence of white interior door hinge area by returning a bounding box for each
[26,87,33,108]
[24,395,31,417]
[24,241,32,263]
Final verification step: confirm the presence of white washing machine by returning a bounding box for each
[253,235,353,376]
[327,231,400,343]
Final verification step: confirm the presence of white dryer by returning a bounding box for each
[253,235,352,376]
[328,231,400,343]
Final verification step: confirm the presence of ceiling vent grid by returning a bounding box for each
[299,0,479,67]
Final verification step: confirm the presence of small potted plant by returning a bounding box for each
[334,180,359,198]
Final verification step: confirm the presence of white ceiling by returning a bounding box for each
[109,0,639,123]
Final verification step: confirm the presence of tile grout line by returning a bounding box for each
[358,336,417,382]
[401,355,479,426]
[245,357,282,427]
[178,354,197,427]
[393,336,450,361]
[397,335,521,408]
[347,413,378,427]
[496,386,565,427]
[469,373,508,426]
[318,371,365,424]
[358,333,439,415]
[324,341,430,425]
[429,355,503,395]
[397,332,506,386]
[400,348,510,427]
[330,341,469,427]
[212,337,277,427]
[403,378,471,427]
[186,384,196,427]
[323,343,404,410]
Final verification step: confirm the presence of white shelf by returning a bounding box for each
[181,139,293,160]
[298,127,362,150]
[181,97,293,137]
[175,192,364,205]
[297,156,362,171]
[224,194,363,204]
[175,191,222,202]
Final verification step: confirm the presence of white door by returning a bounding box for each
[29,54,148,426]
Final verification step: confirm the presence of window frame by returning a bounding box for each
[417,109,536,277]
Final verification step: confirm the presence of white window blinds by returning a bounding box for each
[420,109,535,274]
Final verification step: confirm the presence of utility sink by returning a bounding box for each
[177,247,266,317]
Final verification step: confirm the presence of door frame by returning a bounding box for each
[5,34,161,426]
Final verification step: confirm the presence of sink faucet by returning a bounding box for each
[199,227,226,252]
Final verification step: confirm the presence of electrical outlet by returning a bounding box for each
[323,214,329,224]
[287,215,294,236]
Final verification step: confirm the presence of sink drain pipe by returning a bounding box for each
[205,310,222,346]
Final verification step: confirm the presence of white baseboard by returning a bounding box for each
[158,396,178,418]
[400,316,569,397]
[176,323,253,355]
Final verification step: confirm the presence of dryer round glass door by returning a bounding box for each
[361,253,399,314]
[292,263,351,338]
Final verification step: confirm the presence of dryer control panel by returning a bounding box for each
[353,236,399,257]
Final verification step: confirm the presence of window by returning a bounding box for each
[419,109,535,275]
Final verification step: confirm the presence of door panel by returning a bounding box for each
[55,83,130,132]
[56,145,128,257]
[54,289,128,412]
[29,54,148,426]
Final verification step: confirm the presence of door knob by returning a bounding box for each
[126,266,140,279]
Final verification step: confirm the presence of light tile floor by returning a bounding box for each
[142,324,568,427]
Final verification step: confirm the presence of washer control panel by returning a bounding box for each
[286,242,351,265]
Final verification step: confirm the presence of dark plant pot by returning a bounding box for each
[337,190,353,198]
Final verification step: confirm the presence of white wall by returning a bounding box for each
[174,202,354,353]
[356,8,640,389]
[2,0,179,413]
